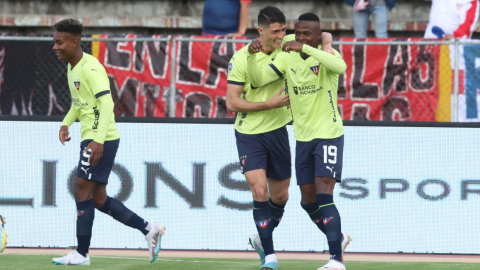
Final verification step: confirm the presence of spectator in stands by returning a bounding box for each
[202,0,251,37]
[424,0,479,40]
[345,0,396,38]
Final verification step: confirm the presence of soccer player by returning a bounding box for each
[0,215,6,253]
[247,13,350,270]
[226,6,337,270]
[51,19,165,266]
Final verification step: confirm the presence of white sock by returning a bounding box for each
[145,222,152,232]
[265,254,278,263]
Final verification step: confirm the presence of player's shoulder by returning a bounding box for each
[231,43,250,62]
[282,34,296,45]
[81,53,106,74]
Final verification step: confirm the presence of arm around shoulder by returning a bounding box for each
[302,45,347,75]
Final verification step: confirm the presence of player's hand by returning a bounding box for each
[282,41,303,53]
[59,125,71,145]
[267,88,290,109]
[322,44,336,56]
[248,40,263,53]
[84,141,103,166]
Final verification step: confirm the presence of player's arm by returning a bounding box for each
[227,51,288,112]
[226,83,288,112]
[283,32,334,54]
[84,67,113,166]
[246,40,286,88]
[59,104,77,145]
[320,32,335,55]
[283,41,346,75]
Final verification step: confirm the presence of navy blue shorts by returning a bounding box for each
[295,135,344,185]
[235,126,291,180]
[76,139,120,184]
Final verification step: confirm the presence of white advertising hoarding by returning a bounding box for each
[1,121,479,253]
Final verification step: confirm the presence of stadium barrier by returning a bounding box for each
[1,36,480,122]
[0,118,479,253]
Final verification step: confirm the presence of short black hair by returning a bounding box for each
[53,19,84,36]
[258,6,286,27]
[297,12,320,23]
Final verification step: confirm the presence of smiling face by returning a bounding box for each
[53,31,79,61]
[294,20,322,49]
[259,22,286,52]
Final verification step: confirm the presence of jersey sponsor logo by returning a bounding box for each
[74,82,80,91]
[323,217,333,225]
[272,217,282,223]
[310,65,320,76]
[328,90,337,122]
[291,68,297,75]
[77,210,84,218]
[314,218,322,224]
[92,106,100,129]
[326,166,334,173]
[293,85,323,95]
[255,218,271,229]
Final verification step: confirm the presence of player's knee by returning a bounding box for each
[271,192,289,205]
[251,187,269,201]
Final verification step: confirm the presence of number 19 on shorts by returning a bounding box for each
[323,145,337,164]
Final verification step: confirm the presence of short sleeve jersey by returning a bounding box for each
[227,36,296,134]
[270,49,344,141]
[67,53,120,142]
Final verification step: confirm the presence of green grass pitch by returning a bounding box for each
[1,254,479,270]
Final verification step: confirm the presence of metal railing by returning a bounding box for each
[1,35,479,122]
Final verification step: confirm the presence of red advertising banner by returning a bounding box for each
[96,36,443,121]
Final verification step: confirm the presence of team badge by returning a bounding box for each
[310,65,320,76]
[240,155,247,167]
[256,218,271,229]
[323,217,333,225]
[74,82,81,91]
[77,210,84,218]
[228,62,233,71]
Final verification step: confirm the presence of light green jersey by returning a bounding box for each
[64,53,120,142]
[247,45,347,141]
[226,35,296,134]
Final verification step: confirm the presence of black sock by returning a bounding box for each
[300,203,326,234]
[253,200,275,256]
[268,198,285,230]
[316,194,342,263]
[99,196,149,235]
[76,199,94,257]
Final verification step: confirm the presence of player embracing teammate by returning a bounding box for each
[245,11,351,270]
[227,6,351,270]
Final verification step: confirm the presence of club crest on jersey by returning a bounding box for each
[256,218,271,229]
[310,65,320,76]
[323,217,333,225]
[74,82,81,91]
[77,210,84,218]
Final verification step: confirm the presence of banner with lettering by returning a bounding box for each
[95,36,446,121]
